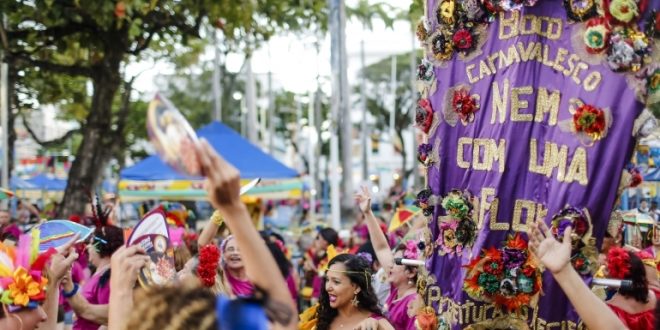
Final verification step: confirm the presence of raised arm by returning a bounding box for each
[355,186,393,271]
[529,221,627,330]
[198,210,222,247]
[63,279,110,325]
[197,139,296,329]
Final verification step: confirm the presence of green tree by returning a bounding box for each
[0,0,328,217]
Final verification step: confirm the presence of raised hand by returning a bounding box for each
[355,186,372,214]
[110,245,149,293]
[529,220,572,274]
[196,139,242,211]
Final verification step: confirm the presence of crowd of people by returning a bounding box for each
[0,140,659,330]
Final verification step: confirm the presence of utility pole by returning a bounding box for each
[307,93,316,222]
[245,55,258,144]
[389,55,397,143]
[211,30,222,122]
[0,15,8,204]
[267,68,274,153]
[360,39,369,183]
[409,27,418,188]
[328,0,349,229]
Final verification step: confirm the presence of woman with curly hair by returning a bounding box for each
[355,187,419,329]
[314,254,393,330]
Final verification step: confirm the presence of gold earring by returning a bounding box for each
[351,292,359,307]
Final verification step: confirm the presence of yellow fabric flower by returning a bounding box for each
[7,268,47,306]
[609,0,638,23]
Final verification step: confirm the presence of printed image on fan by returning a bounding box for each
[132,234,176,287]
[147,94,201,176]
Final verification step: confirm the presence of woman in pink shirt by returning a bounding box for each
[63,224,124,330]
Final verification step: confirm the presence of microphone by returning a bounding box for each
[394,258,425,267]
[592,278,633,290]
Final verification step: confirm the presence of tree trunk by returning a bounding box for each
[7,58,17,179]
[397,128,407,188]
[58,55,122,218]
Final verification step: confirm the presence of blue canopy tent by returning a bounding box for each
[26,174,67,191]
[10,176,36,190]
[121,121,298,180]
[645,168,660,182]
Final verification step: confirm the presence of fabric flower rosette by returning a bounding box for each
[559,99,612,146]
[550,207,598,276]
[0,230,54,311]
[463,234,543,313]
[416,98,438,135]
[416,58,438,98]
[443,84,480,127]
[436,190,478,256]
[414,188,439,217]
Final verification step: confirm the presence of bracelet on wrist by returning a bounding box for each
[211,210,224,226]
[62,283,79,298]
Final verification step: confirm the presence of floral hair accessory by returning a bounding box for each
[564,0,598,21]
[416,99,435,134]
[198,244,220,287]
[0,230,55,311]
[607,247,631,279]
[583,17,611,53]
[463,234,542,312]
[415,306,439,330]
[403,240,420,260]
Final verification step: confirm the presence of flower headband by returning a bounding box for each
[607,247,631,279]
[0,230,54,311]
[403,240,420,260]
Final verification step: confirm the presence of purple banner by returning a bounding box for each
[419,0,659,328]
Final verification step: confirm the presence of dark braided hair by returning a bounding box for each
[89,192,124,287]
[315,254,382,330]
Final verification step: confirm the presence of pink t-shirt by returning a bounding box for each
[226,269,254,297]
[73,269,110,330]
[384,287,417,330]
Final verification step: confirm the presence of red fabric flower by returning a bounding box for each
[416,99,434,134]
[521,266,535,277]
[607,247,631,279]
[451,89,478,121]
[452,29,474,50]
[573,104,606,135]
[630,169,643,187]
[198,244,220,287]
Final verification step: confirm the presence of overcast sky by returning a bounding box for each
[127,1,416,97]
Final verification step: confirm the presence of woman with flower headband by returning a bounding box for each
[108,139,296,330]
[62,204,125,330]
[529,220,643,330]
[355,186,419,330]
[0,232,80,330]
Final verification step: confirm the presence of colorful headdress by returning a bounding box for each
[0,230,55,311]
[607,247,631,279]
[160,202,194,228]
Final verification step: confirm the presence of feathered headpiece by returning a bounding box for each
[0,230,55,311]
[89,190,112,229]
[638,250,656,268]
[607,247,631,279]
